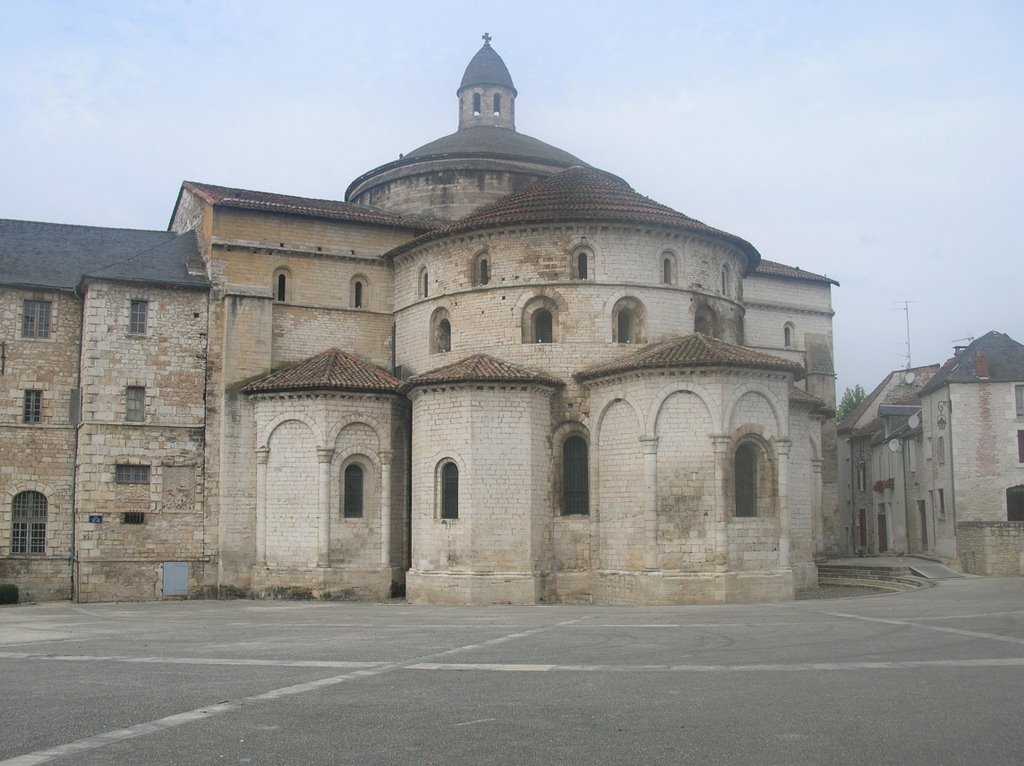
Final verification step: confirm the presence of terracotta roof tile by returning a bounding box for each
[754,259,839,286]
[387,167,760,269]
[182,181,429,231]
[576,334,804,382]
[404,354,563,389]
[243,348,401,394]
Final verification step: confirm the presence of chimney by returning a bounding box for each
[975,350,989,379]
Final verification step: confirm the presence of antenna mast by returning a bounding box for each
[895,300,914,369]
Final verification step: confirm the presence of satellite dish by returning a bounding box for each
[888,438,901,453]
[903,371,916,384]
[908,413,920,429]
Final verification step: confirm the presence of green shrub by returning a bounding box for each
[0,584,18,605]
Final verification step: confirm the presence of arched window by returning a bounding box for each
[11,490,47,554]
[351,276,367,309]
[522,297,559,344]
[612,297,645,344]
[563,436,589,515]
[493,94,501,115]
[343,464,364,518]
[441,462,459,519]
[721,264,732,297]
[533,309,553,344]
[735,443,758,517]
[430,307,452,353]
[422,269,429,298]
[472,93,481,115]
[472,252,490,286]
[663,257,673,285]
[783,322,795,348]
[694,305,717,337]
[273,269,291,303]
[575,250,589,280]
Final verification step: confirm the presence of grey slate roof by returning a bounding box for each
[402,126,584,167]
[0,219,207,291]
[918,331,1024,395]
[459,41,517,94]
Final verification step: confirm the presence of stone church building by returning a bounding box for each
[1,38,839,604]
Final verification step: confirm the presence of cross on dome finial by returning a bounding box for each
[482,32,492,45]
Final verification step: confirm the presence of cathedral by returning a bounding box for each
[0,38,839,604]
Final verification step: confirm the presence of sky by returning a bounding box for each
[2,0,1021,396]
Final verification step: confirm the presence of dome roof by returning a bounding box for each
[388,166,761,270]
[402,126,583,166]
[459,38,516,95]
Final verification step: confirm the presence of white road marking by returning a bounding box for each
[454,718,497,727]
[405,658,1024,673]
[0,651,381,669]
[824,611,1024,646]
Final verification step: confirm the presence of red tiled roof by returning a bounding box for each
[387,167,761,269]
[181,181,429,231]
[243,348,402,394]
[404,354,563,389]
[576,334,804,382]
[754,259,839,286]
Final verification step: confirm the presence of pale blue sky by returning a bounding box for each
[2,1,1021,395]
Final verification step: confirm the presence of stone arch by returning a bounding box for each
[570,242,596,280]
[783,321,796,349]
[592,395,645,446]
[417,265,429,298]
[273,266,292,303]
[258,411,325,451]
[648,380,721,434]
[660,249,679,285]
[471,250,491,286]
[552,420,592,517]
[334,449,381,521]
[430,306,452,353]
[724,384,785,437]
[521,295,560,344]
[327,416,387,455]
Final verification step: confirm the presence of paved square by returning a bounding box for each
[2,578,1023,765]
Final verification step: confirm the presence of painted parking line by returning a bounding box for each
[0,651,382,669]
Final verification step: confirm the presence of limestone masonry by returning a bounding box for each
[1,38,843,603]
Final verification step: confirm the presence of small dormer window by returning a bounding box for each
[493,94,501,115]
[473,93,481,115]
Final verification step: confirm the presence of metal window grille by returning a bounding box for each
[115,464,151,484]
[343,464,364,518]
[23,390,42,423]
[441,462,459,519]
[11,491,47,554]
[22,300,52,338]
[122,511,146,525]
[125,386,145,422]
[129,300,148,334]
[563,436,589,515]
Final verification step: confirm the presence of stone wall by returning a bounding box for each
[957,521,1024,575]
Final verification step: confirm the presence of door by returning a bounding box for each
[162,562,189,597]
[877,514,888,553]
[918,500,928,550]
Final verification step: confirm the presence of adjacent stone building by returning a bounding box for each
[1,38,840,604]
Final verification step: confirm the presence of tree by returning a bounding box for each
[836,384,866,423]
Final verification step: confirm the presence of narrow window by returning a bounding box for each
[22,300,52,338]
[441,462,459,519]
[907,440,917,473]
[1016,385,1024,417]
[343,464,364,518]
[533,309,553,343]
[784,324,793,348]
[11,491,47,555]
[563,436,589,515]
[129,300,148,334]
[472,93,481,115]
[577,252,588,280]
[115,464,151,484]
[663,258,672,285]
[438,319,451,353]
[23,390,42,423]
[617,310,635,344]
[479,258,489,285]
[1018,430,1024,463]
[735,443,758,517]
[937,488,946,519]
[493,94,501,115]
[276,273,287,302]
[423,270,429,297]
[721,264,731,297]
[125,386,145,422]
[354,281,364,309]
[1007,485,1024,522]
[937,435,945,464]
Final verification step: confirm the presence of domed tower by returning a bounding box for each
[346,35,588,222]
[457,33,517,131]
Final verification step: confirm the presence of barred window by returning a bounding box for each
[562,436,589,515]
[11,491,47,555]
[125,386,145,422]
[735,443,758,517]
[129,300,148,334]
[441,462,459,520]
[122,512,146,525]
[23,390,42,423]
[22,300,52,338]
[115,464,150,484]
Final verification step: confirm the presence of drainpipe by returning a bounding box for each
[70,283,86,602]
[945,384,958,555]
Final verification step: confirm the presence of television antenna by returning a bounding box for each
[894,300,915,369]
